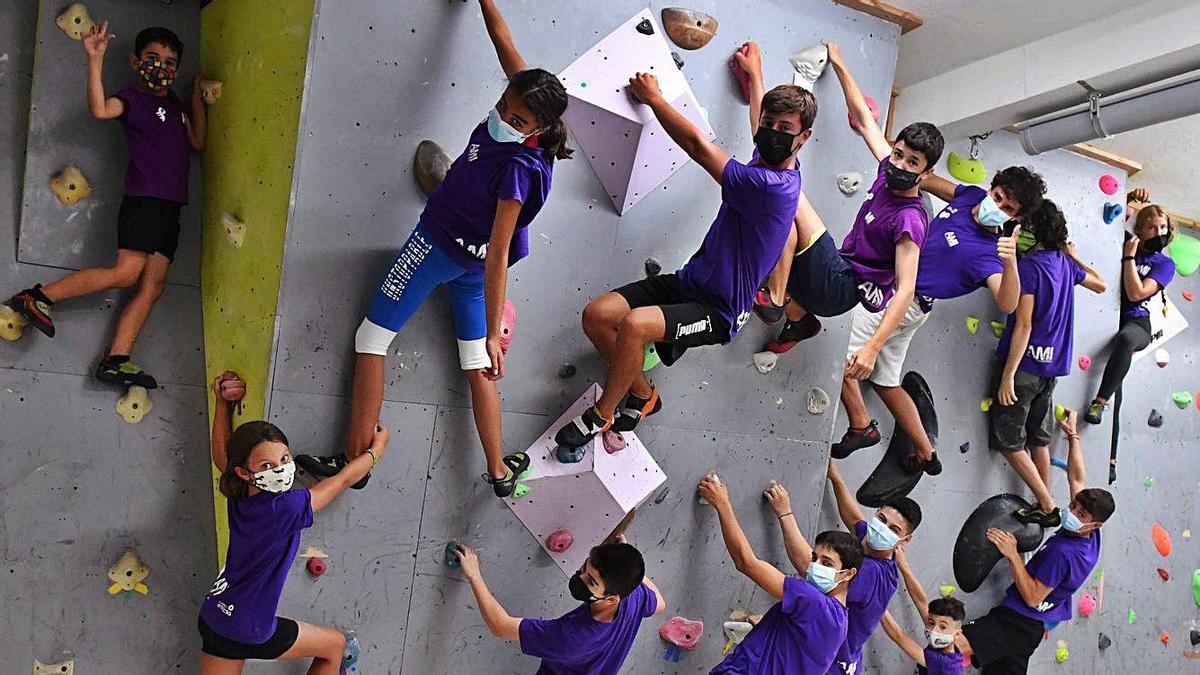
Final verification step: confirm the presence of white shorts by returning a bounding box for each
[846,297,930,387]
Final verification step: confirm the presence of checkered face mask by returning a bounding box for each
[137,57,176,90]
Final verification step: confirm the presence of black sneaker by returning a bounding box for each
[752,288,785,324]
[764,315,822,354]
[1013,506,1061,527]
[831,420,881,459]
[554,406,612,448]
[1083,400,1105,425]
[95,356,158,389]
[482,452,531,498]
[294,453,370,489]
[613,389,662,432]
[901,451,943,476]
[8,286,55,337]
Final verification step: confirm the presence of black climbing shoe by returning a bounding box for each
[294,453,369,489]
[752,288,785,325]
[764,315,822,354]
[1083,400,1106,425]
[831,420,881,459]
[482,452,531,498]
[1013,506,1061,527]
[613,388,662,432]
[554,405,612,448]
[95,356,158,389]
[8,286,55,337]
[901,451,943,476]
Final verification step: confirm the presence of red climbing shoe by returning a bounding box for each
[752,288,785,325]
[7,286,55,337]
[764,315,822,354]
[831,420,881,459]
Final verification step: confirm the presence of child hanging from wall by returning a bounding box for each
[295,0,570,496]
[6,22,208,389]
[198,371,389,674]
[879,547,967,675]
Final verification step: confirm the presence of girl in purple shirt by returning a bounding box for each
[295,0,570,498]
[198,371,389,673]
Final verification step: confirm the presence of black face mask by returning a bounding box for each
[884,161,921,192]
[753,126,799,166]
[569,572,601,603]
[1142,234,1170,254]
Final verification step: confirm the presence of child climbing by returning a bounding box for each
[990,201,1106,526]
[1084,189,1175,424]
[294,0,570,495]
[759,43,943,393]
[831,165,1044,475]
[5,22,208,389]
[702,476,863,674]
[454,542,665,674]
[878,548,967,675]
[825,461,922,675]
[960,409,1113,674]
[198,371,389,674]
[554,42,810,449]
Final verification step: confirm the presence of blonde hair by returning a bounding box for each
[1134,204,1174,246]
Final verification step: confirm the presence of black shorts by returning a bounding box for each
[988,366,1056,452]
[613,274,731,367]
[961,606,1044,674]
[117,195,183,261]
[198,615,299,660]
[786,231,861,317]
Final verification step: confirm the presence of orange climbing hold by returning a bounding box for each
[1152,522,1172,557]
[1160,631,1170,646]
[1184,290,1194,302]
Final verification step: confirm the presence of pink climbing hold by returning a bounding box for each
[1078,591,1096,616]
[1078,355,1091,371]
[546,529,574,553]
[659,616,704,650]
[849,95,880,132]
[306,556,327,578]
[729,44,752,104]
[1099,174,1119,195]
[218,376,247,403]
[602,430,627,454]
[1183,290,1194,302]
[499,298,516,354]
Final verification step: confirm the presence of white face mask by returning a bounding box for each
[252,461,295,493]
[976,193,1009,228]
[487,107,530,144]
[925,628,956,649]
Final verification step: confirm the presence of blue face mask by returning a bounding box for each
[865,517,901,551]
[1060,508,1086,533]
[806,561,842,594]
[487,107,529,144]
[976,194,1009,228]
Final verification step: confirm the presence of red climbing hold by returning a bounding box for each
[306,556,327,578]
[1152,522,1172,557]
[1184,290,1195,302]
[1157,567,1170,581]
[1160,631,1170,646]
[659,616,704,649]
[546,529,574,553]
[499,299,516,354]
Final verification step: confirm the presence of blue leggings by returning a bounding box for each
[355,226,489,370]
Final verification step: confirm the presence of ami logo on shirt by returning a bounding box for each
[1035,600,1056,613]
[1026,344,1054,362]
[468,143,480,162]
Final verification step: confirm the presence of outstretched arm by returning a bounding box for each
[827,460,866,531]
[894,547,930,621]
[847,237,919,380]
[826,42,890,161]
[82,21,124,120]
[1058,409,1087,500]
[881,611,928,666]
[699,476,786,599]
[734,42,765,135]
[209,372,237,472]
[630,73,730,183]
[480,0,528,79]
[1066,243,1107,294]
[764,481,814,575]
[919,172,958,203]
[309,425,388,512]
[458,545,522,641]
[185,76,208,152]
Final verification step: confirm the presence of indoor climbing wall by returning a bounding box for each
[0,1,216,672]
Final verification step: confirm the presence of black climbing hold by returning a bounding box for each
[653,487,670,504]
[1098,633,1112,651]
[671,52,684,69]
[1147,408,1163,428]
[644,257,662,277]
[959,441,970,453]
[1190,628,1200,647]
[636,18,654,35]
[557,362,577,379]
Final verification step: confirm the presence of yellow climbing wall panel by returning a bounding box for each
[200,0,314,566]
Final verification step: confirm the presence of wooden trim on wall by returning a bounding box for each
[886,86,899,139]
[1065,143,1143,176]
[834,0,924,34]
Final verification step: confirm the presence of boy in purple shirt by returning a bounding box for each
[880,548,967,675]
[991,201,1106,526]
[961,409,1114,674]
[7,22,207,389]
[825,461,923,675]
[455,541,665,674]
[701,476,863,675]
[831,167,1044,475]
[554,43,809,448]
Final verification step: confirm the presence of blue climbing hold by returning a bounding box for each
[1051,457,1068,471]
[556,445,587,463]
[1103,202,1124,224]
[342,633,361,668]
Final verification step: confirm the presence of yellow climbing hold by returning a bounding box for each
[1054,404,1066,423]
[1054,639,1069,664]
[966,316,980,335]
[980,397,994,412]
[990,320,1005,338]
[939,584,956,598]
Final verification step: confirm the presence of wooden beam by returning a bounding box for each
[885,86,899,139]
[834,0,923,34]
[1065,143,1143,176]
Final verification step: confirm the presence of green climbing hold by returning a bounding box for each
[1173,391,1193,409]
[1054,404,1066,423]
[1167,231,1200,276]
[939,584,956,598]
[1144,476,1155,488]
[1127,608,1137,624]
[1192,569,1200,607]
[990,320,1005,338]
[511,483,531,500]
[947,151,986,184]
[643,342,660,371]
[1054,639,1068,664]
[980,397,994,412]
[966,316,980,335]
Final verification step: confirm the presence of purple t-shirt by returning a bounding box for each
[199,489,313,643]
[828,520,899,674]
[712,577,848,675]
[419,120,554,272]
[1122,250,1175,317]
[839,158,929,312]
[920,647,965,675]
[915,185,1004,305]
[115,87,191,204]
[676,156,800,340]
[1001,529,1101,624]
[519,582,657,674]
[996,250,1086,377]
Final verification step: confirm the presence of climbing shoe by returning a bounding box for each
[294,453,370,489]
[7,286,55,337]
[554,405,612,449]
[831,420,881,459]
[1013,506,1061,528]
[764,315,822,354]
[95,356,158,389]
[1083,400,1106,425]
[752,288,785,325]
[613,388,662,432]
[901,451,943,476]
[482,452,531,498]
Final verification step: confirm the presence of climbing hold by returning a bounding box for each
[306,556,327,578]
[557,362,577,379]
[56,3,94,40]
[939,584,956,598]
[643,343,660,371]
[1077,355,1091,371]
[990,320,1005,338]
[1152,522,1172,556]
[34,659,75,675]
[806,387,830,414]
[660,8,717,50]
[1183,530,1191,539]
[1147,409,1163,428]
[1183,290,1194,302]
[342,632,361,669]
[848,95,880,133]
[1157,567,1170,581]
[556,445,586,463]
[1098,174,1119,195]
[107,550,150,596]
[300,546,329,559]
[788,43,828,91]
[699,472,719,505]
[671,52,684,69]
[1167,232,1200,276]
[546,529,574,553]
[1054,639,1068,664]
[1155,348,1170,367]
[965,316,980,335]
[414,140,452,197]
[636,18,655,35]
[1160,631,1171,646]
[659,616,704,649]
[1054,404,1067,422]
[644,256,662,277]
[959,442,970,453]
[499,298,516,354]
[216,374,247,415]
[1102,202,1123,224]
[602,430,626,454]
[444,540,461,569]
[1173,391,1192,409]
[0,304,28,342]
[1078,591,1096,616]
[722,621,752,654]
[947,151,986,185]
[729,44,752,104]
[1050,457,1068,472]
[1144,476,1155,488]
[49,166,92,206]
[1127,608,1137,624]
[116,386,153,424]
[836,172,863,195]
[221,212,246,248]
[198,78,223,105]
[980,397,994,412]
[1193,569,1200,607]
[1097,633,1112,651]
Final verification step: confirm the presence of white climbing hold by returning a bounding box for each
[837,172,863,195]
[807,387,830,414]
[1155,348,1170,368]
[116,386,153,424]
[789,43,828,91]
[221,212,246,248]
[752,351,778,374]
[199,78,223,105]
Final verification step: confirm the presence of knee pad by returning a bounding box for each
[354,319,396,356]
[458,338,490,371]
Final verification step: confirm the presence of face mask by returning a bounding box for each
[487,107,530,144]
[137,57,175,90]
[885,161,921,192]
[806,561,842,594]
[976,194,1009,228]
[568,572,603,603]
[1060,508,1087,533]
[865,517,901,551]
[1017,229,1037,255]
[753,126,800,166]
[1142,234,1170,254]
[252,461,295,493]
[925,629,956,649]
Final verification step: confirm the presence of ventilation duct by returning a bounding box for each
[1018,71,1200,155]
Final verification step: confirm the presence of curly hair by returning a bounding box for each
[1026,199,1069,251]
[992,166,1046,216]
